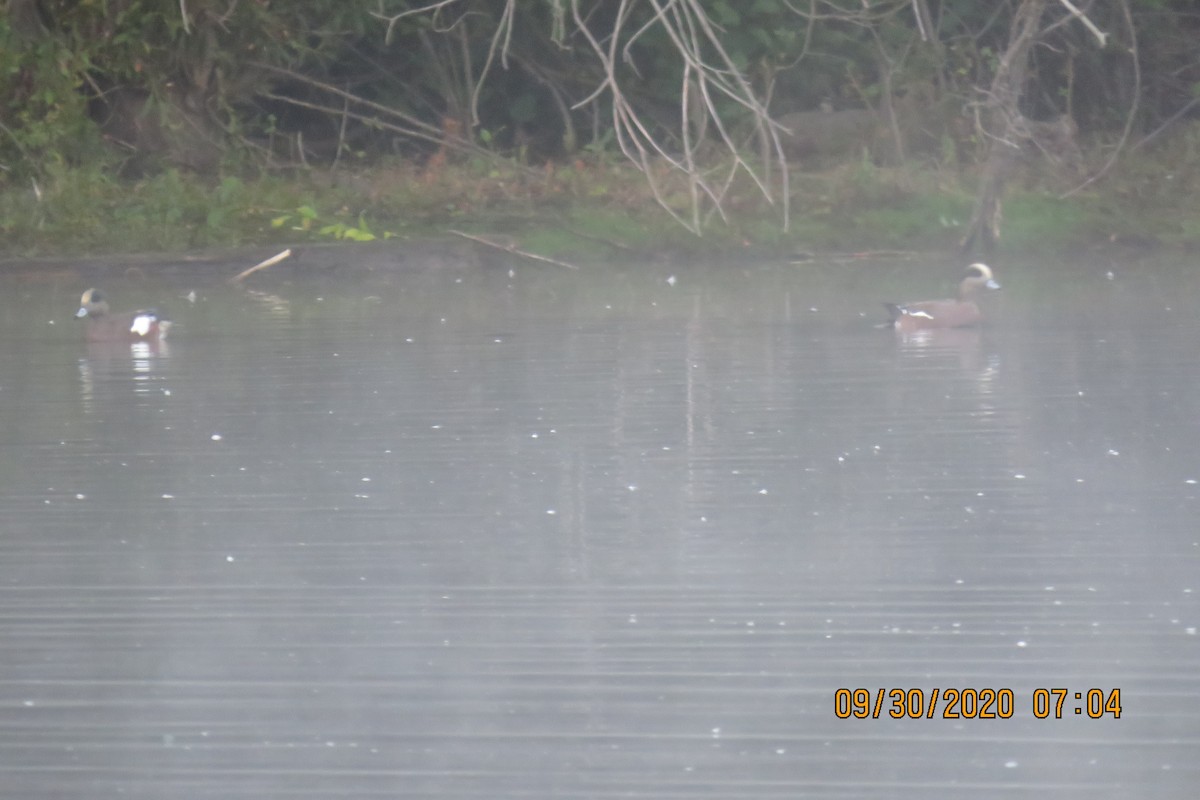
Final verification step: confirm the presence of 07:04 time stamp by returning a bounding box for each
[833,687,1122,720]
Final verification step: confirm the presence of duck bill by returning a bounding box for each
[985,279,1001,290]
[75,307,88,319]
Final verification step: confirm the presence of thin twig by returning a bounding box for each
[372,0,464,44]
[331,90,349,174]
[253,62,540,175]
[1129,97,1200,153]
[447,230,580,270]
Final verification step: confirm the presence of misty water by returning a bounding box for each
[1,246,1197,798]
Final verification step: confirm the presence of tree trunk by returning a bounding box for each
[961,0,1047,254]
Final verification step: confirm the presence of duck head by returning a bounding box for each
[959,263,1000,299]
[75,288,110,319]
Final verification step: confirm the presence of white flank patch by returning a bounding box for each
[130,315,153,336]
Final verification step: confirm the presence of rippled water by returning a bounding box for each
[0,248,1197,797]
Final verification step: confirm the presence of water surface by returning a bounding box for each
[0,249,1197,797]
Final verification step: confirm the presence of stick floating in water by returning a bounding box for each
[229,249,293,284]
[448,230,579,270]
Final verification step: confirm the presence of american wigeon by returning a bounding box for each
[75,288,172,342]
[883,263,1000,331]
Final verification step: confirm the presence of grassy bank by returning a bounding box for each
[2,139,1198,262]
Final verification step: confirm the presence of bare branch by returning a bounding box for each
[1056,0,1108,47]
[468,0,517,127]
[371,0,465,45]
[371,0,790,234]
[448,230,580,270]
[1059,0,1137,198]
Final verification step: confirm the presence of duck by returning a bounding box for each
[883,263,1000,332]
[75,288,172,342]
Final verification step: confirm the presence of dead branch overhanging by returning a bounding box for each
[567,0,789,234]
[371,0,465,45]
[1059,0,1137,198]
[251,61,536,173]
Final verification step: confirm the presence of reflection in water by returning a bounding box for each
[243,288,292,318]
[1,259,1197,798]
[77,339,171,415]
[893,325,1001,402]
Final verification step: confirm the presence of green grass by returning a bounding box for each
[1,142,1198,259]
[1000,192,1092,250]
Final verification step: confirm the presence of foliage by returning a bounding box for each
[271,205,391,242]
[0,0,377,181]
[4,2,1197,164]
[0,167,290,253]
[0,13,107,181]
[2,0,1200,241]
[1,148,1198,257]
